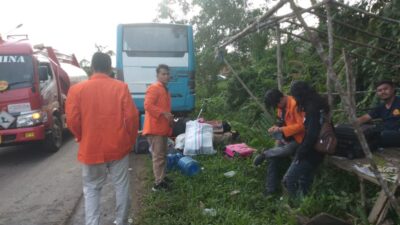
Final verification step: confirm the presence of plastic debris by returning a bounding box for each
[224,170,236,178]
[230,190,240,196]
[114,218,133,224]
[203,208,217,217]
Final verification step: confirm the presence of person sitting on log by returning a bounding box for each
[253,88,305,197]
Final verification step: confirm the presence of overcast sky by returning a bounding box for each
[1,0,356,65]
[1,0,161,64]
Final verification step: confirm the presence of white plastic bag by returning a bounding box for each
[175,133,186,150]
[184,120,216,155]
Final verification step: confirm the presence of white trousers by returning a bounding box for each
[82,155,131,225]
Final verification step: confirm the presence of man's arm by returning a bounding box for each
[122,84,139,145]
[281,111,305,137]
[65,86,82,141]
[357,114,372,125]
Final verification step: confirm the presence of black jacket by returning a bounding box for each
[295,101,325,164]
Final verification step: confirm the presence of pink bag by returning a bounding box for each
[225,143,255,158]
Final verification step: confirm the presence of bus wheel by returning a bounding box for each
[44,117,63,152]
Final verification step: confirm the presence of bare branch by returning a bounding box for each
[286,20,400,58]
[332,0,400,24]
[326,1,334,113]
[309,9,398,44]
[280,30,398,67]
[219,0,290,49]
[222,58,274,124]
[276,24,284,91]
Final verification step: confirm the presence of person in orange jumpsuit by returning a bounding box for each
[66,52,139,225]
[143,64,173,191]
[253,88,305,196]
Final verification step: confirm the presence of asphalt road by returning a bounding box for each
[0,134,148,225]
[0,135,82,225]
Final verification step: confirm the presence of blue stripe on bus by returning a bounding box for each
[187,26,195,72]
[116,24,123,70]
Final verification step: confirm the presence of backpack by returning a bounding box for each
[314,112,337,154]
[334,123,380,159]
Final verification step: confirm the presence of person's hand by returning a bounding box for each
[162,112,174,124]
[268,126,281,134]
[278,139,288,145]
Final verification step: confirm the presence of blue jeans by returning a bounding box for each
[380,130,400,147]
[264,141,298,193]
[283,160,318,198]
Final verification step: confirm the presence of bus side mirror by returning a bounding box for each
[39,66,48,81]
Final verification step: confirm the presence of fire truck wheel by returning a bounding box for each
[44,117,63,152]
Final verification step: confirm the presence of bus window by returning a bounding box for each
[123,25,188,57]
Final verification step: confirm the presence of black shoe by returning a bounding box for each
[163,177,173,184]
[253,153,266,166]
[152,181,169,192]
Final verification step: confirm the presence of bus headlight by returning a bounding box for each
[16,111,47,128]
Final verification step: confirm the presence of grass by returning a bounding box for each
[138,151,297,225]
[136,149,394,225]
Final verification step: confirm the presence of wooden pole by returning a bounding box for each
[248,0,329,36]
[276,24,283,91]
[289,0,400,215]
[219,0,289,49]
[359,177,366,213]
[222,57,274,124]
[280,30,398,67]
[309,9,398,44]
[326,1,334,112]
[286,20,400,58]
[332,0,400,24]
[343,49,356,109]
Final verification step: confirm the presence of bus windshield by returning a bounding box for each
[123,25,188,57]
[0,55,33,90]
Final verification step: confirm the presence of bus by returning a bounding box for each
[116,23,195,127]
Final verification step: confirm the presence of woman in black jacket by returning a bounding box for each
[283,81,329,198]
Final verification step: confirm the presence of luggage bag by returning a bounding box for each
[225,143,255,158]
[334,124,380,159]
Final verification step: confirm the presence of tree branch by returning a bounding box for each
[219,0,290,49]
[286,20,400,58]
[276,24,284,91]
[326,1,334,113]
[332,0,400,24]
[280,30,398,67]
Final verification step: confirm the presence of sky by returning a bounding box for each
[1,0,357,65]
[0,0,162,64]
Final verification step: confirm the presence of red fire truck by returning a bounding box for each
[0,35,87,152]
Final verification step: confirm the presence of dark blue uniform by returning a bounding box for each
[368,96,400,131]
[368,96,400,147]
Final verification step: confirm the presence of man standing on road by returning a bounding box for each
[357,80,400,147]
[66,52,139,225]
[143,64,173,191]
